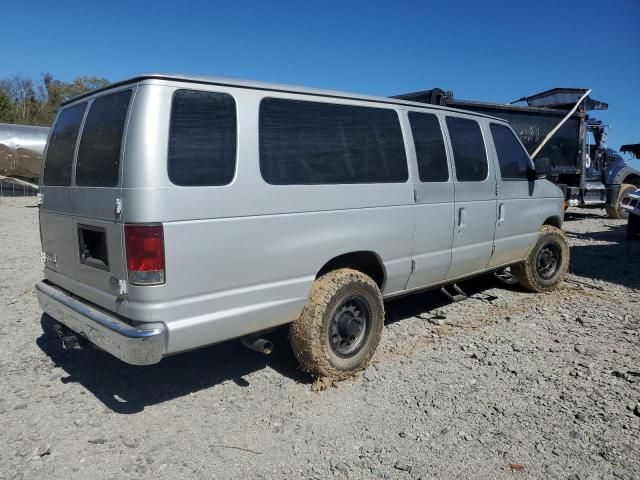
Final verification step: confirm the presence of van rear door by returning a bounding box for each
[40,88,134,313]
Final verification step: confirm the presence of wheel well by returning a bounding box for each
[543,216,562,228]
[316,251,386,289]
[623,174,640,187]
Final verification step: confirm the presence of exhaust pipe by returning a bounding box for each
[241,336,273,355]
[53,322,81,350]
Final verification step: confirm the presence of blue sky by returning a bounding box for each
[3,0,639,160]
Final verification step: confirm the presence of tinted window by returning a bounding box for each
[76,90,132,187]
[260,98,407,185]
[409,112,448,182]
[43,103,86,186]
[490,124,531,180]
[446,117,488,182]
[168,90,237,186]
[478,110,579,168]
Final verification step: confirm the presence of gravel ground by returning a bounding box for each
[0,196,638,480]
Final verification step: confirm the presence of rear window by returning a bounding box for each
[42,103,86,186]
[446,116,488,182]
[259,98,408,185]
[76,90,132,187]
[168,90,237,186]
[408,112,449,182]
[490,124,531,180]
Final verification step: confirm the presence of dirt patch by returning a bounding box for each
[0,198,638,479]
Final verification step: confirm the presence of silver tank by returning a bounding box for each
[0,122,50,181]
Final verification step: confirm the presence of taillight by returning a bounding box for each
[124,224,165,285]
[621,197,630,206]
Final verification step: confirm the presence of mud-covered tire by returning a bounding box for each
[290,268,384,379]
[606,183,636,220]
[511,225,570,293]
[628,214,640,240]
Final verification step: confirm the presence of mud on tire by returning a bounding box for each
[606,183,636,220]
[511,225,570,293]
[290,268,384,379]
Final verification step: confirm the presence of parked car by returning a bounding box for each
[36,74,569,378]
[621,188,640,239]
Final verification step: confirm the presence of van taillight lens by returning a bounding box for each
[125,224,165,285]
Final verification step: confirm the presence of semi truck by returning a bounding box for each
[394,88,640,219]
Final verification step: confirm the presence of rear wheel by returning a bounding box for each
[512,225,570,292]
[290,268,384,379]
[606,183,636,219]
[628,214,640,240]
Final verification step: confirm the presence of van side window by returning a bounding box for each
[168,90,237,186]
[260,98,407,185]
[42,103,86,186]
[490,124,531,180]
[76,90,132,187]
[408,112,449,182]
[445,117,488,182]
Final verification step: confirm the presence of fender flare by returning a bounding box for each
[606,165,640,186]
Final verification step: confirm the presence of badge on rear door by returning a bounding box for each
[42,251,57,265]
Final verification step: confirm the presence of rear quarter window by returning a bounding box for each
[42,103,86,186]
[446,116,488,182]
[259,98,408,185]
[168,90,237,187]
[76,90,132,187]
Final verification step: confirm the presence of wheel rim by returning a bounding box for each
[536,242,562,280]
[618,202,630,219]
[617,186,635,219]
[329,294,371,358]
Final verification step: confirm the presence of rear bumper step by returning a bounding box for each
[35,281,165,365]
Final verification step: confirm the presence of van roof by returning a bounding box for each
[61,73,504,121]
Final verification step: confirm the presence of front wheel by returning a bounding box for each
[512,225,570,292]
[606,183,636,219]
[290,268,384,379]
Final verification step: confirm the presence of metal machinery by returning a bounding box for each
[0,122,49,190]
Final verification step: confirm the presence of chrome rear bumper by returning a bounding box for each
[36,281,165,365]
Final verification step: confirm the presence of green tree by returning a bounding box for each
[0,73,110,126]
[0,90,16,123]
[0,74,38,124]
[39,74,110,125]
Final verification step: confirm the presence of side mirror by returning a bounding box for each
[531,157,548,180]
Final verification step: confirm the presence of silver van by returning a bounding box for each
[36,74,568,378]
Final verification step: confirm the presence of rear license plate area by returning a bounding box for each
[78,225,110,271]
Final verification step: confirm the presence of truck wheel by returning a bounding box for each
[511,225,570,293]
[290,268,384,379]
[606,183,636,219]
[628,214,640,240]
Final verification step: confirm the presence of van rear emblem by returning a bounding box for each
[42,252,57,265]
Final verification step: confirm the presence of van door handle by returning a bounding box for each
[498,203,505,223]
[458,207,466,231]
